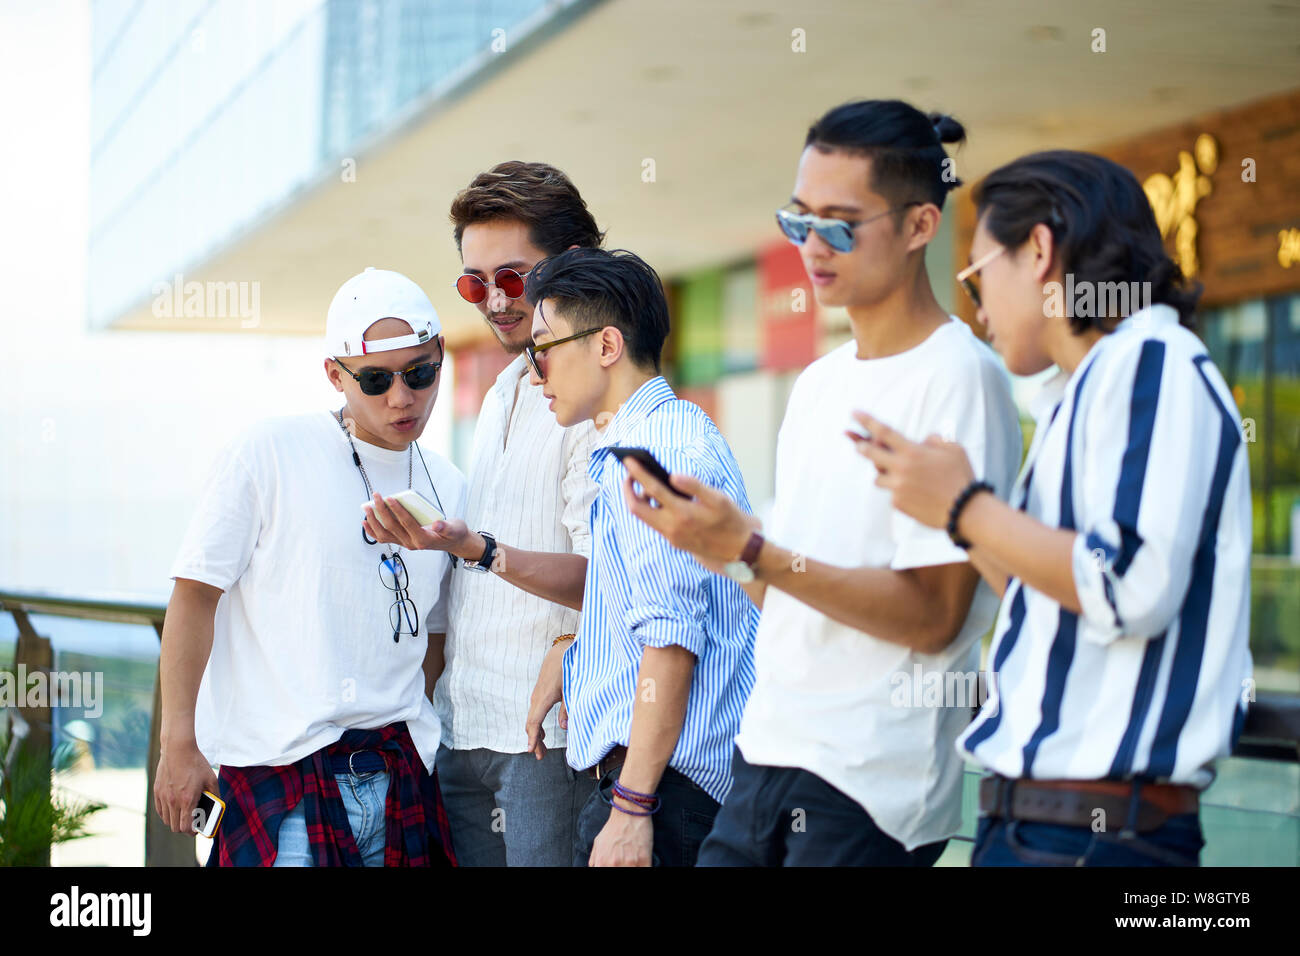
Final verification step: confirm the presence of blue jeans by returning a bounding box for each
[273,770,390,867]
[436,744,595,867]
[574,764,720,867]
[698,745,947,866]
[971,812,1204,866]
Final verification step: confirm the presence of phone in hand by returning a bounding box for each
[361,489,445,526]
[194,789,225,838]
[609,447,691,499]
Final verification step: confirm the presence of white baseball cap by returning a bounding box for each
[325,267,441,358]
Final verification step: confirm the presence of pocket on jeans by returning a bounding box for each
[680,809,717,866]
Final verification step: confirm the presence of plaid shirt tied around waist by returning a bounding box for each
[208,722,456,867]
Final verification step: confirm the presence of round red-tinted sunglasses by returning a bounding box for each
[454,268,531,304]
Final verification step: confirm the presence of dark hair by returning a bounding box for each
[804,99,966,214]
[973,150,1201,333]
[449,160,605,255]
[525,248,669,372]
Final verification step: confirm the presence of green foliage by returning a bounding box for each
[0,715,106,867]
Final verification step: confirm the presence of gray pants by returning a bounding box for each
[435,743,594,866]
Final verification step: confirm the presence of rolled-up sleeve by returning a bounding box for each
[611,445,717,658]
[1072,339,1237,643]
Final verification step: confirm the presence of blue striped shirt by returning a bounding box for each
[957,304,1254,786]
[562,376,760,802]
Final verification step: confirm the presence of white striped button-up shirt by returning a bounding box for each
[562,376,760,802]
[958,304,1254,787]
[437,354,600,752]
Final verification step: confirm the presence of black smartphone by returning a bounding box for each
[609,446,692,498]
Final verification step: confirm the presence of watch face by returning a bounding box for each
[722,560,755,584]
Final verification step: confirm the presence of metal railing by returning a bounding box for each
[2,586,1298,866]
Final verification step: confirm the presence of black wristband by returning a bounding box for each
[475,531,497,570]
[946,480,994,550]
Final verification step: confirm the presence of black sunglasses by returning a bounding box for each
[336,357,442,396]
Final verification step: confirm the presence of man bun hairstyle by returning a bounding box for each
[449,160,605,256]
[525,248,670,373]
[973,150,1201,333]
[804,99,966,212]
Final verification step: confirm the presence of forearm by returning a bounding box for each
[752,542,962,652]
[457,533,587,611]
[968,546,1010,600]
[618,645,695,796]
[423,632,446,700]
[158,582,220,748]
[958,493,1081,612]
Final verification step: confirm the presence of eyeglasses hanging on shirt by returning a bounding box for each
[335,408,449,643]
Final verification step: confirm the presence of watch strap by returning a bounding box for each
[739,531,764,570]
[474,531,497,570]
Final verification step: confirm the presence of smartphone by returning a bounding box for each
[194,789,225,838]
[361,489,444,525]
[609,447,691,498]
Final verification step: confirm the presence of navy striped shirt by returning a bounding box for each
[957,305,1254,786]
[562,376,760,802]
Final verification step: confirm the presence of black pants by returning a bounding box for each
[697,745,948,866]
[573,764,720,867]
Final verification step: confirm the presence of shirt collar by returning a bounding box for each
[592,375,677,456]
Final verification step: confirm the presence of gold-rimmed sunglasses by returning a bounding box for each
[955,246,1006,309]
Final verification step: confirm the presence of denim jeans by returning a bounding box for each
[574,764,720,867]
[971,812,1204,866]
[273,770,390,867]
[697,745,948,866]
[436,744,595,867]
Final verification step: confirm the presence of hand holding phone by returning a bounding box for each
[610,447,692,499]
[362,489,445,526]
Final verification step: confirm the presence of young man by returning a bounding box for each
[523,247,759,867]
[365,162,603,866]
[155,267,465,866]
[621,99,1023,866]
[856,150,1252,866]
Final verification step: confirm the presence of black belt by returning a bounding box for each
[326,750,387,776]
[585,745,628,780]
[978,774,1199,834]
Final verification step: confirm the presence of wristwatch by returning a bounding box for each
[722,531,765,584]
[462,531,497,573]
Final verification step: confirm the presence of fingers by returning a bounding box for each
[852,411,905,450]
[559,702,568,730]
[621,458,678,507]
[369,494,417,548]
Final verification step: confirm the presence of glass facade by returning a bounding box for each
[89,0,572,330]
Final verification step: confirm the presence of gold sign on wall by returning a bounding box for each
[1143,133,1218,278]
[1280,228,1300,269]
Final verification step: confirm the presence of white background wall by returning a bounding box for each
[0,1,455,603]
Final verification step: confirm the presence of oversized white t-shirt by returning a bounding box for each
[169,410,467,772]
[733,317,1022,851]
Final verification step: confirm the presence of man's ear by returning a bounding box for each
[599,326,624,368]
[567,243,580,251]
[905,203,941,253]
[324,357,346,393]
[1029,223,1057,284]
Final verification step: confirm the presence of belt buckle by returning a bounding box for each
[349,749,380,780]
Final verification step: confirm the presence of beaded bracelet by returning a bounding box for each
[551,633,576,648]
[946,480,994,550]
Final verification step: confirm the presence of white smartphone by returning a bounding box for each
[361,489,444,526]
[195,789,225,838]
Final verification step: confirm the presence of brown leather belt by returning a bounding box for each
[978,775,1199,833]
[585,745,628,780]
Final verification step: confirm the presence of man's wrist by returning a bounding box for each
[458,531,488,563]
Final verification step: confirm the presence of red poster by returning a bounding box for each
[759,240,817,370]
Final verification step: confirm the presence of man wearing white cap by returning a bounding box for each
[154,267,467,867]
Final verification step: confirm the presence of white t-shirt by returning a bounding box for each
[733,317,1023,851]
[169,410,467,772]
